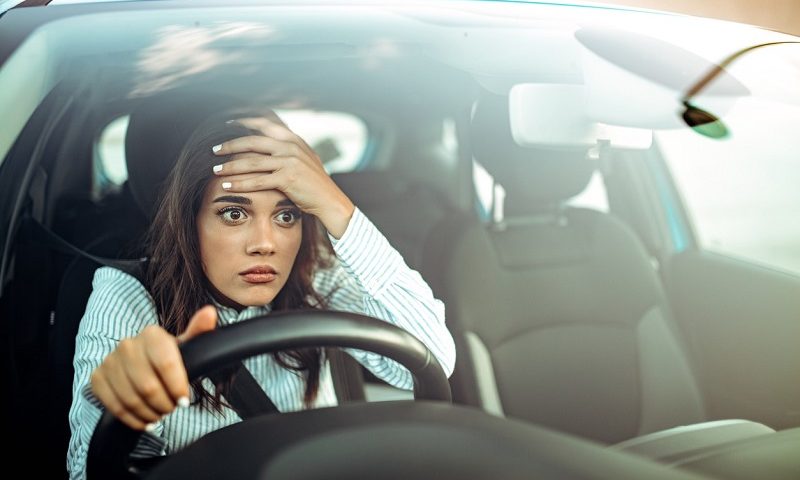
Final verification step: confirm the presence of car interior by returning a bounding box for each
[2,3,800,479]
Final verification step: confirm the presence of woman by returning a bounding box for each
[66,110,456,479]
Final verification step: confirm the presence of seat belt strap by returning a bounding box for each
[21,215,147,279]
[208,364,279,419]
[327,348,366,403]
[23,215,351,416]
[22,216,278,416]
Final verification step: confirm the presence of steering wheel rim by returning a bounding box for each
[86,310,451,479]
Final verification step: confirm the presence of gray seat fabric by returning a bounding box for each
[423,93,708,444]
[331,171,455,273]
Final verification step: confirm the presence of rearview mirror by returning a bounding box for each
[509,83,653,150]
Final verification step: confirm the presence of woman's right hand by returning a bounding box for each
[89,305,218,430]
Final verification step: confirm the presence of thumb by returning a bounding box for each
[177,305,218,343]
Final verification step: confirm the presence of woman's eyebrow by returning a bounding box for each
[212,195,251,205]
[276,198,297,208]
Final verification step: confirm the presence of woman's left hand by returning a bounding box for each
[211,117,355,238]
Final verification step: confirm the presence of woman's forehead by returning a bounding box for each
[203,175,290,206]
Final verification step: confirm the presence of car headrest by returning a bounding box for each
[124,91,240,219]
[470,93,595,215]
[331,171,422,206]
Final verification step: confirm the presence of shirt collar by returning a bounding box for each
[210,297,272,326]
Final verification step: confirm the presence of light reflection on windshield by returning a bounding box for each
[132,22,275,96]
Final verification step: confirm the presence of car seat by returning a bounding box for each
[46,93,371,478]
[422,93,774,458]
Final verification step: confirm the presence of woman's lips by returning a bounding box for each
[241,272,276,284]
[239,266,277,284]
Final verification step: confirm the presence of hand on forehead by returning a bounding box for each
[204,174,291,203]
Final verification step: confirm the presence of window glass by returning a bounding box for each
[274,110,369,174]
[93,110,369,195]
[658,44,800,275]
[660,116,800,275]
[567,171,608,213]
[94,116,129,195]
[472,163,608,221]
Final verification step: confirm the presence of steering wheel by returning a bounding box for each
[86,310,452,479]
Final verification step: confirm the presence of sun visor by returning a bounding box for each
[575,27,748,132]
[509,84,653,150]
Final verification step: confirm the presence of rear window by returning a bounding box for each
[94,109,369,196]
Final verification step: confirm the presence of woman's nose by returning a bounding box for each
[245,219,277,255]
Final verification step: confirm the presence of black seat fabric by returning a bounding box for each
[424,93,707,443]
[49,95,251,477]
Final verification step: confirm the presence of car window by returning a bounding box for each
[94,109,369,197]
[659,44,800,275]
[94,116,129,196]
[473,163,608,221]
[661,127,800,276]
[273,109,369,174]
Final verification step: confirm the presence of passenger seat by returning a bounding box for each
[422,93,773,455]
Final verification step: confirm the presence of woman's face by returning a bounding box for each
[197,174,303,307]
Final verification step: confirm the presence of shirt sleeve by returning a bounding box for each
[66,267,166,480]
[316,207,456,390]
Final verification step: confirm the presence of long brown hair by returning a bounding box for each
[143,110,333,410]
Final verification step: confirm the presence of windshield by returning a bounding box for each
[3,3,800,478]
[2,1,799,271]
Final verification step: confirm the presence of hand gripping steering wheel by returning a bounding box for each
[86,310,451,479]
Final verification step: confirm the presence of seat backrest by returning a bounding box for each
[48,94,227,478]
[331,170,455,273]
[424,93,705,444]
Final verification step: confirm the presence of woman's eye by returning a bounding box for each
[275,209,300,226]
[218,207,248,225]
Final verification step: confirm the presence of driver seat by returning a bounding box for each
[422,93,774,457]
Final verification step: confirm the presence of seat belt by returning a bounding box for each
[22,215,147,279]
[26,215,369,414]
[327,348,366,403]
[208,364,278,418]
[23,215,279,417]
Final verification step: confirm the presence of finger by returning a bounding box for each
[141,332,190,406]
[101,345,163,424]
[232,116,288,135]
[258,121,316,158]
[212,135,300,158]
[91,368,148,431]
[177,305,218,343]
[219,170,287,194]
[133,326,183,413]
[213,155,285,177]
[234,117,306,148]
[125,360,176,416]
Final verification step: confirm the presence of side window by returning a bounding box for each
[93,110,369,196]
[658,44,800,276]
[473,160,503,221]
[659,125,800,275]
[274,109,369,174]
[93,115,129,198]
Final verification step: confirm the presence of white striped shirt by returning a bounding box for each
[66,208,455,479]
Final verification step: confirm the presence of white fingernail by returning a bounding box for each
[145,422,159,433]
[178,396,190,408]
[212,164,223,173]
[225,119,235,124]
[222,182,232,190]
[212,144,223,153]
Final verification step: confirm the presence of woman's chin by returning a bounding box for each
[231,289,278,307]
